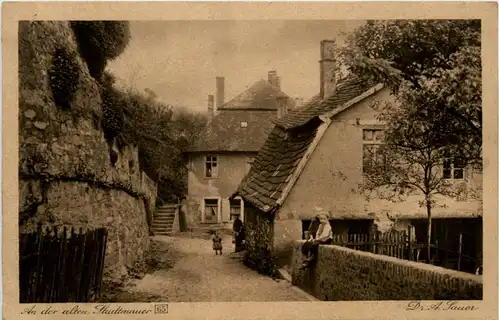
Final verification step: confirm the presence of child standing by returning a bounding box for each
[212,231,223,255]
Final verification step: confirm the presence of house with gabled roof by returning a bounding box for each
[233,40,483,274]
[183,72,296,231]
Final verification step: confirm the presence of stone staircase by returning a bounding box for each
[151,204,178,236]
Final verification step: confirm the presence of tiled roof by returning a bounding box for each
[218,79,293,111]
[236,75,381,212]
[187,79,295,152]
[236,124,319,211]
[274,75,378,130]
[187,110,277,152]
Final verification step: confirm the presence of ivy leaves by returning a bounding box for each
[49,47,80,110]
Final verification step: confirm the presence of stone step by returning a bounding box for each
[153,231,172,236]
[157,207,178,211]
[153,221,174,225]
[154,216,175,220]
[155,210,176,214]
[151,222,173,227]
[153,216,175,221]
[151,223,173,228]
[152,222,173,226]
[151,227,173,233]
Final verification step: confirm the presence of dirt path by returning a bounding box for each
[125,235,309,302]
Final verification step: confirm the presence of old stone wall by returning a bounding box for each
[291,241,482,300]
[19,21,156,280]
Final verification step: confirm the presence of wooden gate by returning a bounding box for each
[19,225,108,303]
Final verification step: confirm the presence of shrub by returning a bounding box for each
[49,47,80,109]
[101,87,125,142]
[70,21,131,79]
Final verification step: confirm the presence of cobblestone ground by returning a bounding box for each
[126,235,309,302]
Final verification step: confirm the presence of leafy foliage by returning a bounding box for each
[244,209,277,276]
[70,21,131,79]
[99,72,207,201]
[343,20,482,162]
[49,47,80,109]
[344,20,480,89]
[344,20,482,261]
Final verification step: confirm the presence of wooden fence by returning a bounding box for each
[19,225,108,303]
[329,230,481,274]
[331,230,409,260]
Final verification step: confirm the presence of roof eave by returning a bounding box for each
[318,83,384,122]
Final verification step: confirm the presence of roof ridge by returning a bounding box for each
[218,79,293,111]
[273,75,379,130]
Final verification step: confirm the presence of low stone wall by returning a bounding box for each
[291,241,482,301]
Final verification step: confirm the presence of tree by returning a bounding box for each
[363,94,479,262]
[343,20,482,162]
[99,75,208,202]
[344,20,482,262]
[71,21,131,80]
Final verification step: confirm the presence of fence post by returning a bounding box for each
[457,233,463,271]
[407,225,413,261]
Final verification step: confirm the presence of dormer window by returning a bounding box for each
[240,121,248,128]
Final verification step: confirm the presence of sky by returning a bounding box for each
[107,20,365,114]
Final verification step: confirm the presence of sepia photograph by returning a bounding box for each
[3,2,498,319]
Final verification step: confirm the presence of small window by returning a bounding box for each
[443,153,465,180]
[229,198,242,220]
[205,155,218,178]
[240,121,248,128]
[362,129,385,173]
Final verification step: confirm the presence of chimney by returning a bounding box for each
[207,94,215,121]
[268,70,280,90]
[320,40,338,99]
[216,76,225,109]
[276,95,288,119]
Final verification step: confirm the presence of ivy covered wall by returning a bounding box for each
[243,203,277,276]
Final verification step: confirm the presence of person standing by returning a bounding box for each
[212,231,223,255]
[233,215,244,252]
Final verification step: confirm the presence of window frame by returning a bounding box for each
[204,154,219,178]
[442,154,466,180]
[201,196,222,224]
[362,128,385,174]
